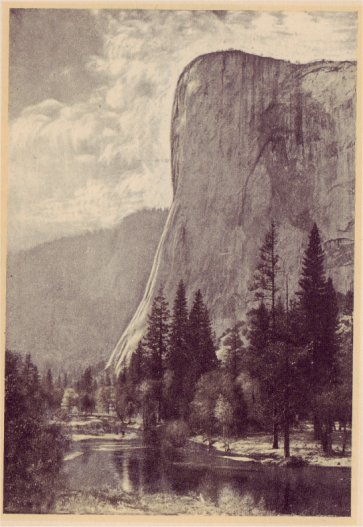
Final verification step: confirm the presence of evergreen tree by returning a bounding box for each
[105,371,111,387]
[188,289,217,381]
[295,224,342,449]
[143,287,170,421]
[251,221,279,332]
[144,286,170,382]
[248,224,281,448]
[296,223,325,438]
[344,289,353,315]
[128,340,146,386]
[199,298,217,373]
[43,368,55,411]
[247,302,270,375]
[167,280,190,419]
[247,302,281,448]
[115,368,139,423]
[45,368,53,390]
[248,300,307,457]
[297,223,326,370]
[321,277,339,385]
[77,367,96,415]
[223,325,244,380]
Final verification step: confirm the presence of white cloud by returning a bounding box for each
[8,9,357,250]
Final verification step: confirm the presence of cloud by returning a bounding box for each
[8,9,358,250]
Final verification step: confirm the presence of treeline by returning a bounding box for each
[117,222,353,456]
[4,352,69,512]
[3,352,121,512]
[60,366,116,417]
[116,282,222,428]
[246,222,352,457]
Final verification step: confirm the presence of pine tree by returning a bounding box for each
[128,340,146,386]
[247,302,270,376]
[167,280,190,419]
[43,368,55,410]
[251,221,279,333]
[247,302,281,448]
[296,224,341,449]
[188,289,217,382]
[223,325,244,380]
[143,287,170,421]
[296,223,328,438]
[144,286,170,383]
[77,367,96,415]
[321,277,339,386]
[297,223,326,366]
[199,299,217,373]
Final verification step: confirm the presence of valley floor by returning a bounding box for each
[192,426,351,468]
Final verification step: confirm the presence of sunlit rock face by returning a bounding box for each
[109,51,356,372]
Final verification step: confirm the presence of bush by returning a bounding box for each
[281,456,307,468]
[164,419,190,447]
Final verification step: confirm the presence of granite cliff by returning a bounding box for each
[108,51,356,372]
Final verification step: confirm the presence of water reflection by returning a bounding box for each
[128,456,141,491]
[81,444,92,465]
[63,437,351,516]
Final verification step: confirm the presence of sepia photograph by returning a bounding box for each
[1,2,361,520]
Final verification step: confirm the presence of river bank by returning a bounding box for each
[54,488,270,515]
[57,430,351,516]
[66,424,351,469]
[192,428,351,468]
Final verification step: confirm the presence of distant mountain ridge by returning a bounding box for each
[6,209,168,373]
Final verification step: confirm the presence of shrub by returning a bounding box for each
[164,419,190,447]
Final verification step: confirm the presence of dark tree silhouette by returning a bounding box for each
[143,286,170,420]
[296,223,340,444]
[223,325,244,380]
[167,280,190,419]
[188,289,217,381]
[251,221,280,333]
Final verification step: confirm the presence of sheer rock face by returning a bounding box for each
[109,51,356,370]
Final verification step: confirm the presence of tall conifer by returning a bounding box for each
[143,286,170,420]
[297,223,326,371]
[223,325,244,380]
[188,289,217,381]
[251,221,279,333]
[296,223,339,441]
[167,280,189,419]
[321,277,339,386]
[128,340,146,386]
[144,286,170,381]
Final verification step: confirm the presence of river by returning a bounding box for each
[62,433,351,516]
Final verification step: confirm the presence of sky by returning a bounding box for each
[8,8,358,251]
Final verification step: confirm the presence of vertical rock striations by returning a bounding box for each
[108,50,356,372]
